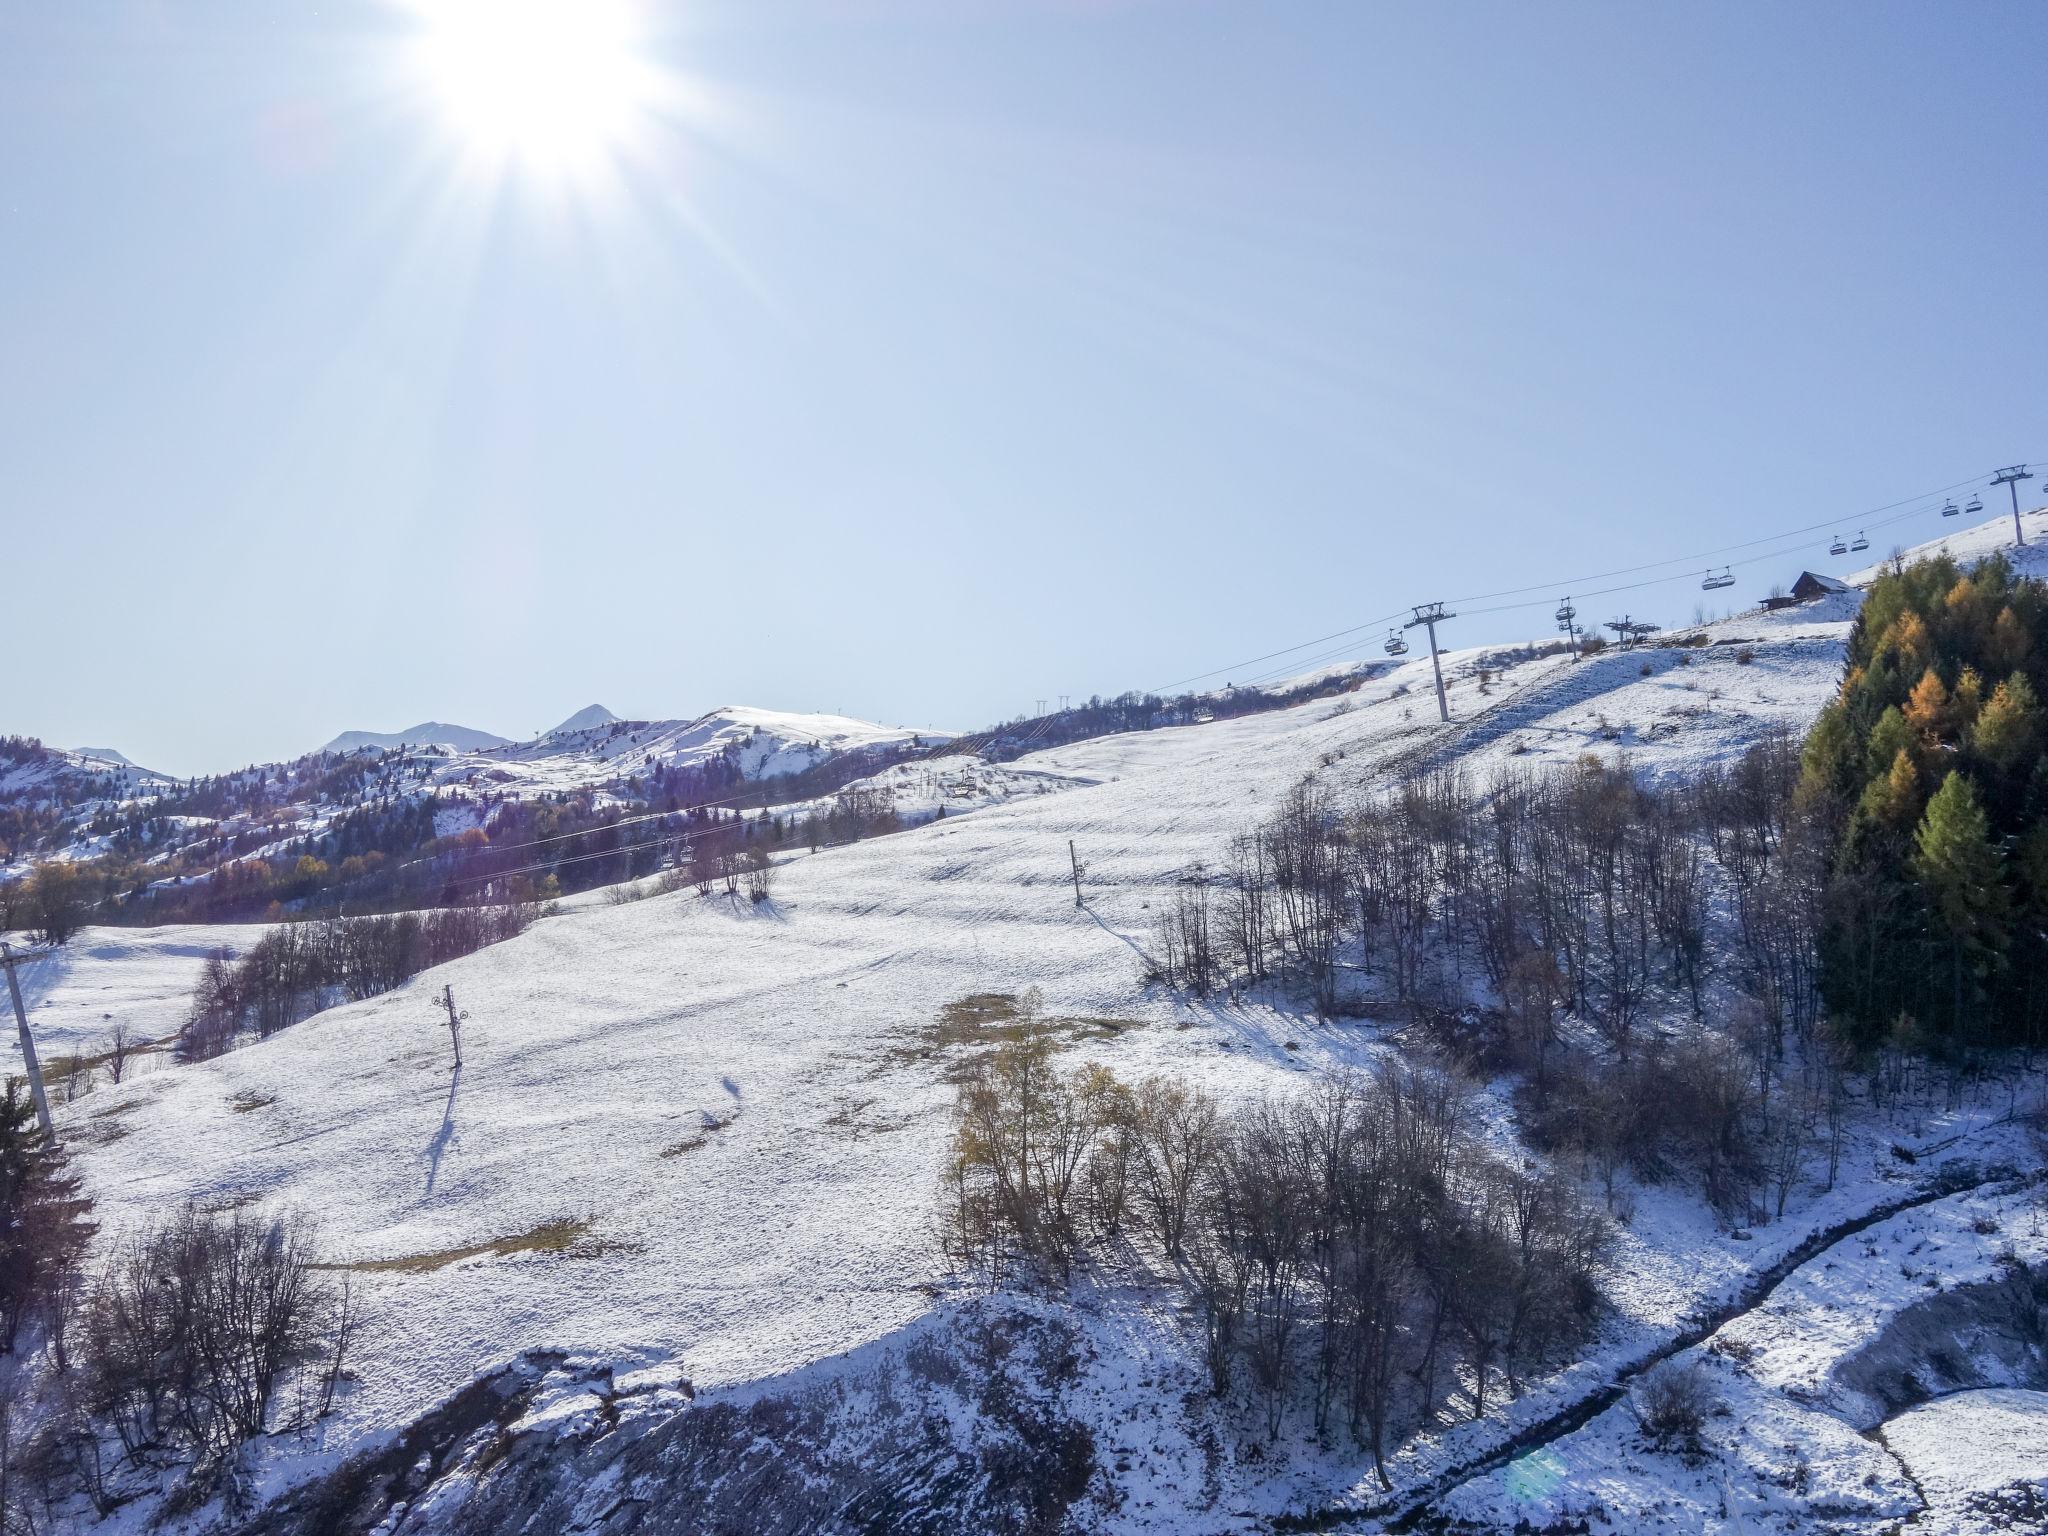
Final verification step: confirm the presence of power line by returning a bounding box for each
[1154,458,2043,700]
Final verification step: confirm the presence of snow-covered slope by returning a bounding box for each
[22,515,2048,1532]
[36,604,1888,1530]
[1848,499,2048,585]
[321,722,514,754]
[2,704,956,901]
[545,703,620,735]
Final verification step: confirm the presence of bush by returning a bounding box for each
[1633,1359,1715,1460]
[26,861,86,945]
[81,1205,350,1477]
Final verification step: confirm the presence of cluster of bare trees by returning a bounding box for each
[5,1205,354,1523]
[1187,1064,1606,1484]
[941,1012,1606,1482]
[679,823,776,903]
[1157,738,1820,1053]
[181,903,535,1060]
[1149,737,1845,1223]
[942,997,1211,1282]
[1525,1020,1847,1220]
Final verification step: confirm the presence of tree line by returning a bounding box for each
[1155,735,1818,1053]
[1801,552,2048,1051]
[180,903,535,1060]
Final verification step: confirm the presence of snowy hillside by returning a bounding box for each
[1849,499,2048,584]
[10,516,2048,1533]
[320,722,514,754]
[545,703,620,735]
[0,704,959,914]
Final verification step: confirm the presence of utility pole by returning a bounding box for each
[1556,597,1580,660]
[1069,840,1084,908]
[1991,465,2035,547]
[439,984,466,1070]
[1403,603,1456,723]
[1,942,55,1146]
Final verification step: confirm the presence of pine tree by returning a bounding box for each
[1858,748,1922,830]
[0,1078,95,1352]
[1972,673,2041,778]
[1912,772,2008,1040]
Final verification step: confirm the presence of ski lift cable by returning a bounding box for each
[1451,484,2029,622]
[1146,460,2036,705]
[1148,606,1415,695]
[1439,464,2017,609]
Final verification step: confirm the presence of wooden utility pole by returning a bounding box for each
[1403,603,1457,723]
[1991,465,2035,547]
[1069,841,1084,908]
[439,984,465,1069]
[1,942,55,1146]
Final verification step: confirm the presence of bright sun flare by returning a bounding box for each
[412,0,653,175]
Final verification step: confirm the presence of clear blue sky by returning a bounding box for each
[4,1,2043,775]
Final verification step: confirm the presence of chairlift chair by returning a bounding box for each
[1850,532,1869,552]
[1829,535,1848,556]
[1554,600,1576,625]
[1703,568,1735,591]
[1965,495,1984,514]
[1383,630,1409,656]
[1942,499,1961,518]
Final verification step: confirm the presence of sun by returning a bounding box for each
[408,0,655,177]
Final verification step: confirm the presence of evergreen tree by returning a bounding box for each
[1912,772,2008,1039]
[0,1077,94,1352]
[1972,673,2041,779]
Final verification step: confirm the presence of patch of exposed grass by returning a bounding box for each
[891,993,1142,1081]
[347,1217,597,1273]
[661,1110,736,1159]
[230,1090,277,1114]
[823,1094,908,1138]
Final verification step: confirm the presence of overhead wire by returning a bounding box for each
[1158,458,2043,693]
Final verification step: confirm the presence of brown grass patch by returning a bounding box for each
[890,993,1142,1081]
[661,1109,736,1159]
[347,1218,597,1274]
[230,1091,276,1114]
[823,1094,908,1138]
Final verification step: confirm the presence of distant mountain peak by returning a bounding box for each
[322,722,513,755]
[547,704,620,736]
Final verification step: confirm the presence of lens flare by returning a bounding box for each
[410,0,654,177]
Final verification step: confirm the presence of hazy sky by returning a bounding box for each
[5,1,2044,775]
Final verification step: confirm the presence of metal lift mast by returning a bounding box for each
[1404,603,1456,723]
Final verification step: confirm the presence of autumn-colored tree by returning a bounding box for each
[1901,668,1952,742]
